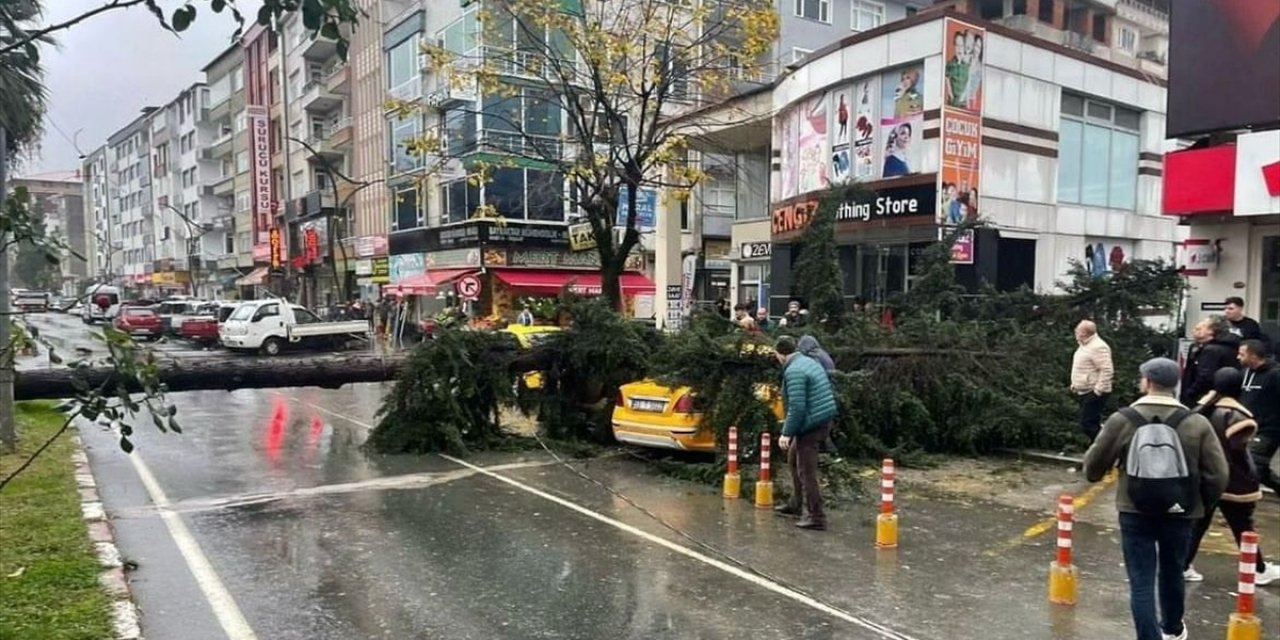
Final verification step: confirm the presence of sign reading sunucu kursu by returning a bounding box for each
[248,105,272,233]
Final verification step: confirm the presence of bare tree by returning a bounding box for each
[390,0,778,310]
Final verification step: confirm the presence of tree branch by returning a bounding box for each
[0,0,147,57]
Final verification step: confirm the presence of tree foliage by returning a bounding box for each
[392,0,779,309]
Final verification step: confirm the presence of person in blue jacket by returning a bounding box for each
[774,336,839,530]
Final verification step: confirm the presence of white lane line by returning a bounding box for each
[126,450,259,640]
[441,454,921,640]
[284,395,375,430]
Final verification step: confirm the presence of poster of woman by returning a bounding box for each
[830,87,852,182]
[853,79,877,180]
[780,108,799,199]
[880,65,923,178]
[798,92,830,193]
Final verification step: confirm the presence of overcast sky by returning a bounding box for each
[18,0,262,178]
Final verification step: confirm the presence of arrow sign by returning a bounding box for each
[456,274,482,300]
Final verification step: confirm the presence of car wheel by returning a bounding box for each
[261,337,284,356]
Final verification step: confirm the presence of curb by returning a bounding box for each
[71,431,143,640]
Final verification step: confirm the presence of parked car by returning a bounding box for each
[155,299,205,335]
[178,302,238,347]
[501,325,562,391]
[220,299,370,355]
[612,381,783,452]
[113,305,163,341]
[81,284,121,324]
[14,290,50,312]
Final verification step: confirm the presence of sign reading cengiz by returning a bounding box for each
[770,182,937,236]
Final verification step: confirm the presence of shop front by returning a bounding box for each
[1165,131,1280,339]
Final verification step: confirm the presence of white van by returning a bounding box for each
[81,284,121,324]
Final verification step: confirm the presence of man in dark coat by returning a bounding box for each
[1180,317,1240,406]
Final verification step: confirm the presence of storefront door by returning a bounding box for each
[1261,234,1280,341]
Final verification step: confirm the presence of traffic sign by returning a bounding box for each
[456,274,482,300]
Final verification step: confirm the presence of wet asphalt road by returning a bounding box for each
[18,313,1280,640]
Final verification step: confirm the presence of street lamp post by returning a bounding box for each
[157,202,212,298]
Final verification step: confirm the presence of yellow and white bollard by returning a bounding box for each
[875,458,899,549]
[1048,495,1079,606]
[723,426,741,499]
[754,432,774,508]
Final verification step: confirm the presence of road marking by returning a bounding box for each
[441,454,921,640]
[984,470,1117,557]
[284,395,375,430]
[125,448,259,640]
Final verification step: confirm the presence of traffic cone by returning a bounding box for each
[1226,531,1262,640]
[723,426,741,499]
[875,458,899,549]
[754,432,774,508]
[1048,495,1079,606]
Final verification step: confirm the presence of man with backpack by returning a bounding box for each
[1083,358,1228,640]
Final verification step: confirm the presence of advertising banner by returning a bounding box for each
[797,92,829,194]
[780,108,800,200]
[615,186,657,228]
[880,64,924,178]
[248,104,272,242]
[941,18,985,263]
[830,86,852,183]
[852,78,878,180]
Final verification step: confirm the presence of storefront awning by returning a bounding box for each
[386,269,475,295]
[492,269,655,296]
[234,267,270,287]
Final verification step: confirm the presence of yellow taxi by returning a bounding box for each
[502,324,562,391]
[612,381,784,453]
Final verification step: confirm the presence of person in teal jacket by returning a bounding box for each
[774,336,838,530]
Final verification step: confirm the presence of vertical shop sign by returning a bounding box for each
[940,18,985,263]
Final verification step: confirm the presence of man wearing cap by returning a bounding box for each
[774,336,839,530]
[1083,358,1228,640]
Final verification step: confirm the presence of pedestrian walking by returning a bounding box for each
[1083,358,1228,640]
[1224,296,1272,347]
[1179,316,1240,407]
[773,336,838,531]
[1239,338,1280,495]
[1183,367,1280,586]
[1070,319,1113,442]
[797,335,836,373]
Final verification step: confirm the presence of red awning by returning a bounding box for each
[386,269,475,295]
[491,269,655,296]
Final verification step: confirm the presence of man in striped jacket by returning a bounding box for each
[774,336,839,530]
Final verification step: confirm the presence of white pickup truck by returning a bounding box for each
[219,299,370,355]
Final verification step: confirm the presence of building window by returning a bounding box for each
[1092,14,1107,42]
[977,0,1002,20]
[1012,0,1028,15]
[480,90,562,139]
[442,179,481,224]
[790,48,813,65]
[483,168,565,221]
[794,0,830,23]
[737,263,770,309]
[235,150,249,173]
[391,186,422,231]
[389,115,423,175]
[1038,0,1055,23]
[386,34,421,99]
[851,1,885,31]
[1118,26,1138,53]
[1057,94,1140,210]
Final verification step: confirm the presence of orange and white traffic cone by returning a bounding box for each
[754,432,774,508]
[723,426,741,499]
[1227,531,1263,640]
[875,458,899,549]
[1048,495,1079,605]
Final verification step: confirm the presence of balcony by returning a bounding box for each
[325,63,350,95]
[300,80,343,114]
[326,117,353,150]
[424,67,478,110]
[300,34,339,62]
[211,173,236,197]
[451,129,564,161]
[208,129,234,159]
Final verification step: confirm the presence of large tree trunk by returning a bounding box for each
[14,353,411,401]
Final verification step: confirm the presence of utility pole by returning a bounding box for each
[1,125,17,451]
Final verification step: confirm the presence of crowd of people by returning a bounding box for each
[1073,296,1279,640]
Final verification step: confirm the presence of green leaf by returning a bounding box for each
[172,5,196,31]
[302,0,323,30]
[336,39,350,61]
[257,5,272,25]
[119,436,134,454]
[321,22,339,40]
[212,0,227,12]
[144,0,173,31]
[168,416,183,434]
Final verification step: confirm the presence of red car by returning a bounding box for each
[114,305,163,341]
[179,316,220,346]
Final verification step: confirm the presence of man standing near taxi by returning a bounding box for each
[1071,320,1114,442]
[774,336,838,530]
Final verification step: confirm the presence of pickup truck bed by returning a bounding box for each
[287,320,370,339]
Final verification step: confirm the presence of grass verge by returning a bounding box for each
[0,402,113,640]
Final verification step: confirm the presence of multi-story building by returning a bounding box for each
[147,83,225,298]
[105,108,159,294]
[8,175,87,296]
[679,0,1174,319]
[202,43,252,294]
[279,12,355,307]
[81,147,113,283]
[344,0,392,302]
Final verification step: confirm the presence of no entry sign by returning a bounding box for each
[456,275,482,300]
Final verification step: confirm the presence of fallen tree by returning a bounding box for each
[15,353,412,401]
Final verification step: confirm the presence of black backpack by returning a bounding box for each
[1120,407,1195,516]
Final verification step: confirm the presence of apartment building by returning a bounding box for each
[146,83,225,298]
[104,109,159,293]
[680,0,1174,318]
[202,44,250,292]
[81,147,112,283]
[8,176,87,296]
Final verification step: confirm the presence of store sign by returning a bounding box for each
[938,18,984,226]
[370,257,390,284]
[304,227,321,263]
[950,230,975,265]
[568,222,597,252]
[665,285,684,331]
[427,221,570,251]
[740,242,772,259]
[1181,238,1218,277]
[616,186,658,228]
[354,235,388,258]
[269,227,283,269]
[503,248,644,271]
[770,182,937,236]
[427,248,483,268]
[1234,130,1280,216]
[248,105,272,228]
[355,259,373,276]
[389,253,425,283]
